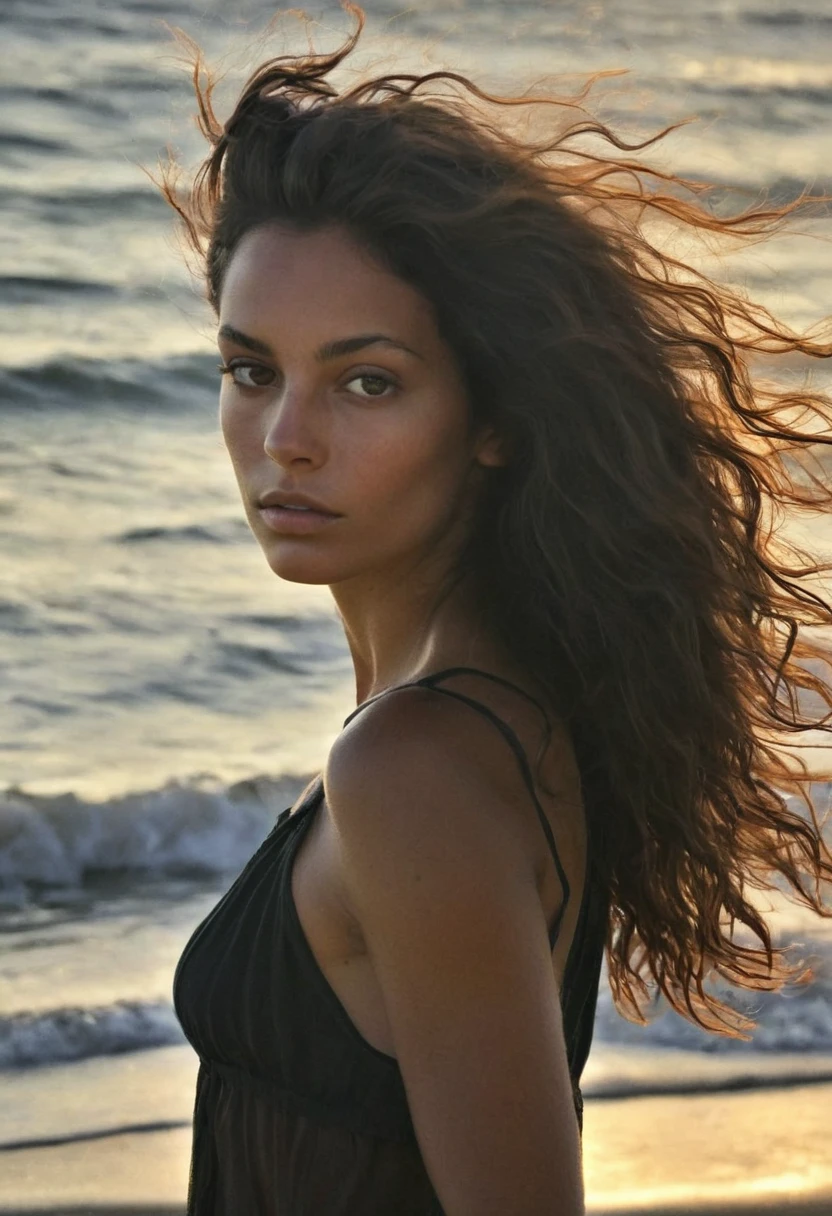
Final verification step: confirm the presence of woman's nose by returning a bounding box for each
[263,388,327,468]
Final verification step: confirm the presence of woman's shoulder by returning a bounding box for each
[323,681,543,919]
[328,679,505,807]
[329,673,542,808]
[324,673,584,891]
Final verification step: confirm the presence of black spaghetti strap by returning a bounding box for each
[418,684,571,914]
[342,665,550,726]
[419,665,551,722]
[342,666,571,947]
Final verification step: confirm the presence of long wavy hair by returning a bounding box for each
[159,3,832,1036]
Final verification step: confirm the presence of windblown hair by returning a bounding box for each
[160,3,832,1034]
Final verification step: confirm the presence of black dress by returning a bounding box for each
[173,666,607,1215]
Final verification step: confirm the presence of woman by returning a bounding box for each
[168,6,832,1213]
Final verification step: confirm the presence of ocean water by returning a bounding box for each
[3,0,832,1154]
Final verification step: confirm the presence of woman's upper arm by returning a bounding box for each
[325,689,583,1216]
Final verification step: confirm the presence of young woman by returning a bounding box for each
[168,7,832,1213]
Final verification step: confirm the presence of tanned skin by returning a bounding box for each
[218,221,587,1216]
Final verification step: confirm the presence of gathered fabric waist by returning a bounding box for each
[201,1056,417,1143]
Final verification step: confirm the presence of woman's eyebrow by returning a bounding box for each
[217,323,424,362]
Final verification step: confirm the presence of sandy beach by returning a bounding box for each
[1,1079,829,1215]
[582,1081,832,1213]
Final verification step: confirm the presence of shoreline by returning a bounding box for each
[1,1083,829,1215]
[6,1041,832,1156]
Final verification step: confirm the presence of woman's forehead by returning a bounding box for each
[219,224,439,346]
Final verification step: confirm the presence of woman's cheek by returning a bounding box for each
[221,403,264,468]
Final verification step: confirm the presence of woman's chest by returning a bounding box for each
[173,784,400,1068]
[290,792,399,1059]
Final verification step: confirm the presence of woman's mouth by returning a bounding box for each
[258,505,342,534]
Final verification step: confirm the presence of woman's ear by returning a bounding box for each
[474,425,510,468]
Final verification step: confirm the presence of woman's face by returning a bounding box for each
[217,222,504,587]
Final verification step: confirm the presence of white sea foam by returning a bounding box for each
[5,989,832,1081]
[0,773,311,897]
[0,1000,184,1070]
[592,968,832,1055]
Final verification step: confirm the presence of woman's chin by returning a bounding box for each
[262,550,341,586]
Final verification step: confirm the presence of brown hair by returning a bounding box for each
[159,3,832,1036]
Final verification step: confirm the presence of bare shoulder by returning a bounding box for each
[322,684,584,1213]
[325,682,539,876]
[325,678,583,897]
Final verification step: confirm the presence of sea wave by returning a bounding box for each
[5,979,832,1073]
[0,352,218,412]
[0,182,170,224]
[0,772,312,896]
[1,274,120,304]
[0,83,123,120]
[0,132,68,155]
[745,9,832,30]
[593,965,832,1055]
[0,1000,185,1069]
[116,520,251,545]
[692,80,832,107]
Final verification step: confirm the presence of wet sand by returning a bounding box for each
[0,1082,829,1214]
[582,1080,832,1211]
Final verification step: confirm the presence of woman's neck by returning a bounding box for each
[330,566,505,705]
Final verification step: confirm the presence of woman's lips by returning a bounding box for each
[258,505,342,534]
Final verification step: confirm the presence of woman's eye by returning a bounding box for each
[218,361,275,389]
[344,373,397,399]
[218,363,395,398]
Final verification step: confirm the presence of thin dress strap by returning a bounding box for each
[343,665,571,948]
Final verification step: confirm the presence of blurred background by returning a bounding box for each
[2,1,831,1210]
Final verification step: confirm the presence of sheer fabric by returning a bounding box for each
[173,668,607,1215]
